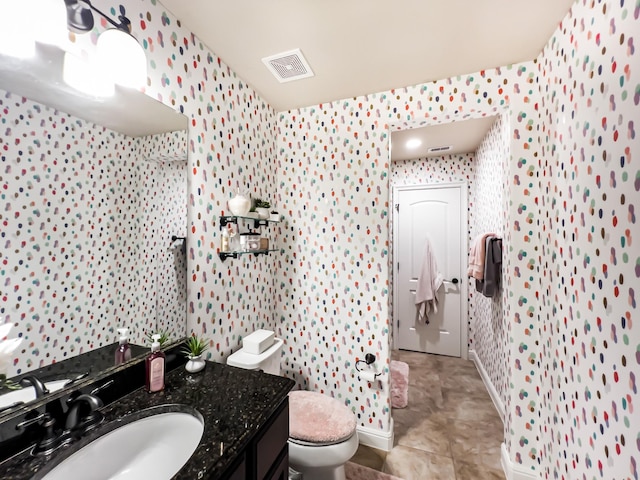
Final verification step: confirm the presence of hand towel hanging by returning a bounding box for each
[414,238,443,324]
[480,237,502,297]
[467,232,497,280]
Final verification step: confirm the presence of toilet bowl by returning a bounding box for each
[227,331,359,480]
[287,390,359,480]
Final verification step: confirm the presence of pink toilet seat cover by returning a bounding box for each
[289,390,357,445]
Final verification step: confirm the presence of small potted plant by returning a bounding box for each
[181,335,209,373]
[253,199,271,219]
[146,328,171,348]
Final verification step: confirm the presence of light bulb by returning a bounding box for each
[97,29,147,89]
[63,51,115,97]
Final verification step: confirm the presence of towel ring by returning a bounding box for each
[355,353,381,378]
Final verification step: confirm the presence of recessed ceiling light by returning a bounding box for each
[406,139,422,149]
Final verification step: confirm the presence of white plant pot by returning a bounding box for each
[185,355,206,373]
[255,207,270,219]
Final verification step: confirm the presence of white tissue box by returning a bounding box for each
[243,329,275,355]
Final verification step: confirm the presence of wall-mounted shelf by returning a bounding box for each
[219,214,280,229]
[218,248,280,262]
[218,215,281,262]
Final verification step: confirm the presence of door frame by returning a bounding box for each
[391,182,469,359]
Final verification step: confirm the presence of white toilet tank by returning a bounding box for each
[227,337,284,375]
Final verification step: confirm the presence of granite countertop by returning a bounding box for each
[0,361,295,480]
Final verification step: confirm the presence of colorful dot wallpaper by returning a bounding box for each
[1,0,638,479]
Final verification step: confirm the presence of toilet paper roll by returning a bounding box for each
[358,370,378,382]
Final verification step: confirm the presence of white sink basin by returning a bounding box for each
[41,409,204,480]
[0,380,69,409]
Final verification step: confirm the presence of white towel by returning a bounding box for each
[414,238,443,324]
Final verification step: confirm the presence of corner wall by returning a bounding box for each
[535,0,639,477]
[469,112,511,417]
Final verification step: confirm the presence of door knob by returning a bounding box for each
[450,278,459,284]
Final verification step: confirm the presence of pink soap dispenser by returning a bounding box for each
[145,334,166,393]
[114,328,132,365]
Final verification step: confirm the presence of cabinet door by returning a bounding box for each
[265,446,288,480]
[255,401,289,480]
[225,452,246,480]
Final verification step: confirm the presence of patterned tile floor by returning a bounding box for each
[350,350,505,480]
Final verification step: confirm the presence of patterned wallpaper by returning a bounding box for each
[1,0,636,478]
[536,1,638,478]
[0,91,187,375]
[470,113,510,413]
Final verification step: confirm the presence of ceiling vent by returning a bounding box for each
[428,145,452,153]
[262,48,314,83]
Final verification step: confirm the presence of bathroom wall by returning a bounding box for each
[535,1,638,478]
[469,113,510,414]
[0,91,186,375]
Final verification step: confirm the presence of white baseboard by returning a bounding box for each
[469,349,505,422]
[501,443,538,480]
[357,418,394,452]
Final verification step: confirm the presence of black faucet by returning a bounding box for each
[19,376,50,398]
[65,393,104,432]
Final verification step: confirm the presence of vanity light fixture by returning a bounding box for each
[64,0,147,89]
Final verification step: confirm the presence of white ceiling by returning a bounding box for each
[160,0,575,113]
[390,116,498,161]
[159,0,574,160]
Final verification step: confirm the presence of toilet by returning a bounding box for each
[227,330,359,480]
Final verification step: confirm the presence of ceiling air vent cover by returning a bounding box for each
[428,145,452,153]
[262,48,314,83]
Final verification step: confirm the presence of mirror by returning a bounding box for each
[0,42,189,416]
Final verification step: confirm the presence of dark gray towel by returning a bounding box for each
[475,236,502,297]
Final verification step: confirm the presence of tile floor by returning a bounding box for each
[350,350,505,480]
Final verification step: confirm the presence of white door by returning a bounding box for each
[394,184,466,357]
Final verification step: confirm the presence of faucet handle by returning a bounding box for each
[32,414,69,456]
[90,379,114,396]
[16,412,48,430]
[63,371,90,388]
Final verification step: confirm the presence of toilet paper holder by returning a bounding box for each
[355,353,381,378]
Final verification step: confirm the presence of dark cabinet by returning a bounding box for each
[225,453,246,480]
[265,447,289,480]
[254,401,289,480]
[221,399,289,480]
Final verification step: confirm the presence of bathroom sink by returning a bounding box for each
[39,406,204,480]
[0,379,69,410]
